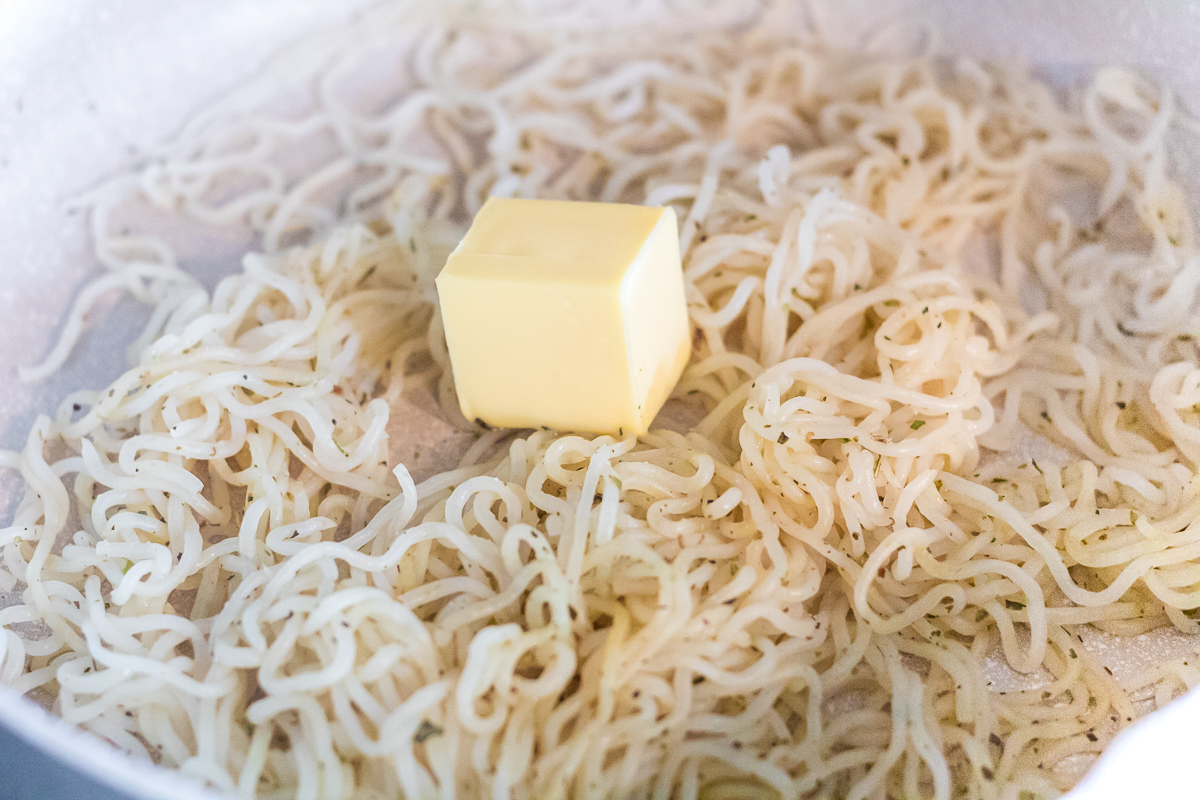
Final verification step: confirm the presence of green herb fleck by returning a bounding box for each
[910,420,926,430]
[1005,600,1025,611]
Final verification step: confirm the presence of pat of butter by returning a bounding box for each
[435,197,690,436]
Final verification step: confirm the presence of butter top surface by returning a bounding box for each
[447,197,668,285]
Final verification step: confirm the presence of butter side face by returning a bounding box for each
[436,198,689,436]
[623,209,690,433]
[437,263,636,432]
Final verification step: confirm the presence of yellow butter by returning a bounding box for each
[435,197,690,436]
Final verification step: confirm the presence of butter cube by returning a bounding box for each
[435,197,690,436]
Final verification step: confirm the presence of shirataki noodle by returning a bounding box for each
[3,3,1200,798]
